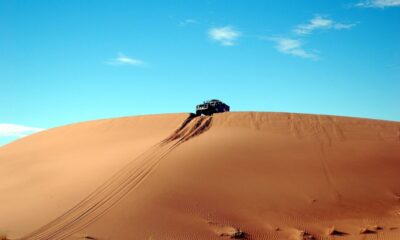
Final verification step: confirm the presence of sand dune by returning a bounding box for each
[1,112,400,240]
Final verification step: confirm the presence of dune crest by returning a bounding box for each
[1,112,400,239]
[18,115,212,240]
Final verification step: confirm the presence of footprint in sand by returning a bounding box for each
[207,221,247,239]
[326,226,347,236]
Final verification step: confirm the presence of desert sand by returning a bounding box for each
[1,112,400,240]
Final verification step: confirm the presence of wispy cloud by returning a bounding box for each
[179,19,199,26]
[333,23,357,30]
[107,53,146,66]
[293,16,356,35]
[271,38,319,60]
[356,0,400,7]
[208,26,241,46]
[0,124,44,137]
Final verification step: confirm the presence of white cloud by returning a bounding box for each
[271,38,319,60]
[356,0,400,7]
[108,53,146,66]
[333,23,357,30]
[208,26,241,46]
[179,19,199,26]
[293,16,356,35]
[0,124,44,137]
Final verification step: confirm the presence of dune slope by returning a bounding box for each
[1,112,400,240]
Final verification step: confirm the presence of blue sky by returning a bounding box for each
[1,0,399,146]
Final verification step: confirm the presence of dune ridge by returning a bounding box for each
[1,112,400,239]
[20,115,212,240]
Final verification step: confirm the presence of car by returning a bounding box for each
[196,99,230,116]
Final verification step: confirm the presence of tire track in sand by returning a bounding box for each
[21,114,212,240]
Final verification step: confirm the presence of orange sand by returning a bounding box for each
[1,112,399,240]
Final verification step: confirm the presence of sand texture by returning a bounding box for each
[1,112,400,240]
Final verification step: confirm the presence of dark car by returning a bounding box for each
[196,99,230,116]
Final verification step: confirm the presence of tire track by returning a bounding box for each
[21,114,212,240]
